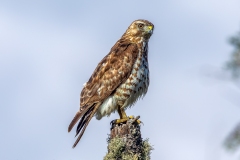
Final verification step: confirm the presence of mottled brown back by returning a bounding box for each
[80,39,139,108]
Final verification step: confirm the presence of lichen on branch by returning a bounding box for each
[104,118,153,160]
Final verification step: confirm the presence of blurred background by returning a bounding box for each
[0,0,240,160]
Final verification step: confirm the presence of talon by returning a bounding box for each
[128,115,135,119]
[115,106,142,126]
[110,119,117,125]
[132,115,142,124]
[114,118,128,124]
[110,119,117,130]
[137,120,142,124]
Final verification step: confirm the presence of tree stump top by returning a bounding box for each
[104,118,153,160]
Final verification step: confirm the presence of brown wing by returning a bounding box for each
[68,40,139,145]
[80,40,139,108]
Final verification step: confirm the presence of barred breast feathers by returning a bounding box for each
[119,41,149,109]
[95,41,149,120]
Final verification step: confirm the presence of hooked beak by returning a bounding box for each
[145,25,153,34]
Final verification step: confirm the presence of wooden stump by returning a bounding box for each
[104,117,153,160]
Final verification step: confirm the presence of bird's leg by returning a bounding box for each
[111,106,141,124]
[116,106,128,123]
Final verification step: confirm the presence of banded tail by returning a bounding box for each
[68,103,101,148]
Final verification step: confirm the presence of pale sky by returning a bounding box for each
[0,0,240,160]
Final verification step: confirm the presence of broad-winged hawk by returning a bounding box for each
[68,19,154,148]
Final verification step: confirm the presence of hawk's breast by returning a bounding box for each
[95,42,149,120]
[115,42,149,109]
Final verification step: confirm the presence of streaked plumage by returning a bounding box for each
[68,19,154,148]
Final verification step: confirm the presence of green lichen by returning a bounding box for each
[141,139,153,160]
[104,137,125,160]
[104,137,153,160]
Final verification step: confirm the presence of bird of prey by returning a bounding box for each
[68,19,154,148]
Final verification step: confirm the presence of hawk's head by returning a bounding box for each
[123,19,154,42]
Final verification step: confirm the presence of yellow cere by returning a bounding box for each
[148,26,153,30]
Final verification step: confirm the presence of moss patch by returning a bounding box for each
[104,137,153,160]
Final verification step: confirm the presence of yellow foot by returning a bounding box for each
[111,116,142,125]
[113,118,128,124]
[128,115,142,124]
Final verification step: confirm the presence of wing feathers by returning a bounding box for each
[72,103,101,148]
[75,106,94,137]
[68,111,81,132]
[69,40,139,147]
[80,42,138,107]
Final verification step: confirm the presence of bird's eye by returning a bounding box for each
[138,23,144,28]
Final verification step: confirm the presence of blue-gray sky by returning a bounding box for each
[0,0,240,160]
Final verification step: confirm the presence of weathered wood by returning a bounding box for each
[104,117,153,160]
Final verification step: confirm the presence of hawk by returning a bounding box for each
[68,19,154,148]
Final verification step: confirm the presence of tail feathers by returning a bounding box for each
[75,106,94,137]
[72,103,100,148]
[68,111,81,132]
